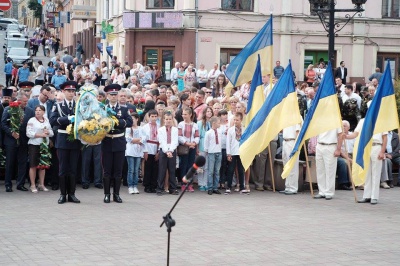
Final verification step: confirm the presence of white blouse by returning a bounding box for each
[26,117,54,145]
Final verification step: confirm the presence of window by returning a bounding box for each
[221,0,253,11]
[377,53,400,79]
[147,0,174,9]
[143,47,175,81]
[382,0,400,18]
[220,48,242,67]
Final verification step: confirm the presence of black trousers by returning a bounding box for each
[45,146,59,186]
[5,74,12,87]
[157,151,177,192]
[57,149,80,195]
[102,150,125,195]
[226,155,245,190]
[35,79,44,86]
[4,145,28,188]
[143,154,158,190]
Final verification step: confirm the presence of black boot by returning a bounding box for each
[68,194,81,203]
[58,195,66,204]
[113,193,123,203]
[104,194,111,203]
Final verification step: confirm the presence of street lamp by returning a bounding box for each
[309,0,366,67]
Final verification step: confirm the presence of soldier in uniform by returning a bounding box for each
[1,89,34,192]
[102,84,133,203]
[50,81,81,204]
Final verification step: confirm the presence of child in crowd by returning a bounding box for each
[142,110,159,193]
[157,111,179,195]
[178,107,199,192]
[204,116,222,195]
[218,109,229,189]
[226,113,246,194]
[125,112,144,194]
[197,106,213,191]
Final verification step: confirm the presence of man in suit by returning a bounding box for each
[0,88,12,146]
[1,91,34,192]
[102,84,133,203]
[27,84,54,119]
[50,81,81,204]
[335,61,348,85]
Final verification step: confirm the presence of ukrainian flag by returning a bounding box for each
[244,54,265,126]
[352,60,399,186]
[225,16,273,88]
[240,60,300,171]
[281,62,342,179]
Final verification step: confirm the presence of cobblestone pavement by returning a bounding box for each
[0,181,399,265]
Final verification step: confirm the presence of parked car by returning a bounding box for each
[7,47,34,71]
[0,18,18,30]
[3,37,29,63]
[5,18,26,31]
[6,31,25,39]
[6,24,20,37]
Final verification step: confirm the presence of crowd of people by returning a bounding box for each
[0,52,398,205]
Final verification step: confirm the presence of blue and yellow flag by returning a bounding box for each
[281,62,342,179]
[244,54,265,126]
[240,60,300,171]
[352,60,399,186]
[225,16,273,89]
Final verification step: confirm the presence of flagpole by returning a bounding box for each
[303,144,314,197]
[343,139,358,202]
[268,145,275,192]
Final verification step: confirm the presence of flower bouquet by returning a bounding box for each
[8,101,23,145]
[37,135,52,170]
[74,85,119,145]
[133,98,145,115]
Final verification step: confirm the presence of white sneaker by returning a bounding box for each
[128,187,134,194]
[133,187,139,194]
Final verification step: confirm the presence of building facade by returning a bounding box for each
[17,0,39,28]
[55,0,97,60]
[60,0,399,83]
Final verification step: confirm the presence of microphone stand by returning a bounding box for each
[160,178,193,266]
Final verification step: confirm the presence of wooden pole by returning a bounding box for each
[343,139,358,202]
[303,143,314,197]
[268,145,275,192]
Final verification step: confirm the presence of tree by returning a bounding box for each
[27,0,43,21]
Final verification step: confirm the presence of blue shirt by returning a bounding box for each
[51,74,67,89]
[4,62,12,75]
[17,67,30,82]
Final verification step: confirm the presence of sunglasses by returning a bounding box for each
[206,91,212,94]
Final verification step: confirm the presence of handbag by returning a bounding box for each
[177,144,189,156]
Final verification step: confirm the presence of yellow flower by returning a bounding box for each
[111,116,119,126]
[66,124,73,134]
[93,114,101,120]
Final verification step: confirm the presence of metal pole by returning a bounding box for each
[328,0,335,67]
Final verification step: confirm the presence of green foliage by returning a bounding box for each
[27,0,43,20]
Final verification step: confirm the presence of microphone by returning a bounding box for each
[182,156,206,183]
